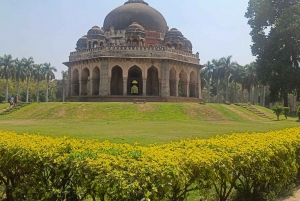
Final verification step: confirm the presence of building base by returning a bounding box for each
[66,96,202,103]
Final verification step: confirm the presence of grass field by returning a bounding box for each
[0,102,298,145]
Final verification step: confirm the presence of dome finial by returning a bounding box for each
[124,0,149,5]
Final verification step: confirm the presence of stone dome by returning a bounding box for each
[76,36,88,49]
[184,38,192,46]
[87,26,104,35]
[103,0,168,33]
[127,22,145,31]
[165,28,184,38]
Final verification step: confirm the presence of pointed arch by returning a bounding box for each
[81,68,90,96]
[128,66,143,95]
[169,68,177,96]
[146,66,159,96]
[111,66,123,95]
[72,69,79,96]
[189,71,196,97]
[92,67,100,95]
[179,70,187,97]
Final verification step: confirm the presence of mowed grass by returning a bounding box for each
[0,102,298,145]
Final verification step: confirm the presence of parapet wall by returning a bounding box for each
[69,46,200,65]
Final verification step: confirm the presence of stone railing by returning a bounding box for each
[69,46,200,64]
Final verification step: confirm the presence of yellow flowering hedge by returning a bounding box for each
[0,127,300,201]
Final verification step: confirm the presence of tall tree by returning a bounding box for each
[221,56,238,102]
[0,54,15,102]
[244,62,257,103]
[14,58,26,97]
[229,65,245,103]
[61,70,68,102]
[43,63,57,102]
[245,0,300,106]
[33,64,44,102]
[22,57,34,103]
[202,61,215,103]
[212,58,224,103]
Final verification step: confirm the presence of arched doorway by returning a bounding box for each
[111,66,123,95]
[128,66,143,95]
[146,66,159,96]
[179,70,187,97]
[81,68,90,96]
[169,68,176,96]
[92,67,100,95]
[190,71,196,97]
[93,41,98,48]
[72,69,79,96]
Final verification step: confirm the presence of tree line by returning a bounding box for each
[0,54,68,103]
[201,0,300,110]
[201,56,269,105]
[245,0,300,107]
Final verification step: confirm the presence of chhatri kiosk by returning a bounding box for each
[64,0,203,102]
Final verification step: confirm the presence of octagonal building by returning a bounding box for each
[64,0,203,102]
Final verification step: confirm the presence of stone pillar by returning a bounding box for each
[143,78,147,96]
[100,59,109,96]
[108,78,111,95]
[67,67,71,97]
[70,82,73,96]
[123,77,127,95]
[159,79,161,96]
[79,80,82,97]
[175,80,179,97]
[187,83,190,97]
[197,69,202,99]
[160,60,170,97]
[90,80,93,96]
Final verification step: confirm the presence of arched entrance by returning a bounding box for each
[92,67,100,95]
[169,68,176,96]
[128,66,143,95]
[179,70,187,97]
[146,66,159,96]
[72,69,79,96]
[111,66,123,95]
[189,71,196,97]
[81,68,90,96]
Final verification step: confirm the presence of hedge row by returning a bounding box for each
[1,128,300,201]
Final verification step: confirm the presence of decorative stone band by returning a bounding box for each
[69,46,200,65]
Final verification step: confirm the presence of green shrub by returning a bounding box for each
[283,107,290,119]
[273,105,284,121]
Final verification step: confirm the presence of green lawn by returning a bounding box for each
[0,102,298,145]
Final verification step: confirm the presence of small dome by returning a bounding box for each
[184,38,192,46]
[87,26,104,35]
[76,35,88,49]
[127,22,145,31]
[165,28,184,38]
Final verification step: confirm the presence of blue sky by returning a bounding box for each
[0,0,255,79]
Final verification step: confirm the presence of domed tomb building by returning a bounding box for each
[64,0,203,102]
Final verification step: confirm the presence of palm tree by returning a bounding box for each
[33,64,44,102]
[61,70,68,102]
[22,57,34,103]
[14,58,27,98]
[202,61,215,103]
[43,63,57,102]
[221,56,238,102]
[229,65,245,103]
[0,54,15,102]
[244,62,257,103]
[212,58,224,103]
